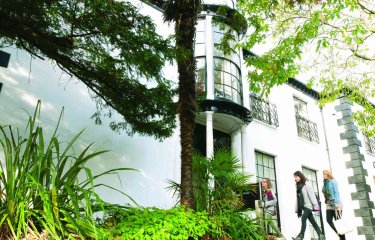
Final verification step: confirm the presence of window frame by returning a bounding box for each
[302,167,325,238]
[255,151,281,233]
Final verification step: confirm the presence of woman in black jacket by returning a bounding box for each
[292,171,325,240]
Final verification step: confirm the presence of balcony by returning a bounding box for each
[250,95,279,127]
[296,115,319,143]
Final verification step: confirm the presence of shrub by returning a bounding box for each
[100,206,211,239]
[100,205,264,240]
[0,101,135,239]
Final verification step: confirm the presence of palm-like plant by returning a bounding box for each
[0,101,136,239]
[168,148,254,212]
[167,148,260,239]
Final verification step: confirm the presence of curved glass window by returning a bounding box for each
[193,18,243,105]
[212,22,242,104]
[196,57,206,99]
[195,20,205,57]
[214,57,242,104]
[213,23,240,66]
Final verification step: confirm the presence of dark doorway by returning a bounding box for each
[193,123,231,156]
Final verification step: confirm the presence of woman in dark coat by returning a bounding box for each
[293,171,325,240]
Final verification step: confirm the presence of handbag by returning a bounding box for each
[333,210,355,235]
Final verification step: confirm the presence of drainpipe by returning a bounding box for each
[241,125,248,174]
[320,107,333,172]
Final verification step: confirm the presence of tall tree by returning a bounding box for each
[162,0,201,209]
[129,0,202,209]
[0,0,176,140]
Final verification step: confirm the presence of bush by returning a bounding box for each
[100,206,210,240]
[100,205,264,240]
[0,101,135,239]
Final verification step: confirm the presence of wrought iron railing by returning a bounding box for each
[364,135,375,153]
[250,95,279,127]
[296,115,319,143]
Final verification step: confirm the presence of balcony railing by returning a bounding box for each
[364,135,375,153]
[250,95,279,127]
[296,115,319,143]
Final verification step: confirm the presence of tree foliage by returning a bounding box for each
[0,0,176,140]
[238,0,375,135]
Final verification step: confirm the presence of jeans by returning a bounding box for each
[327,209,346,240]
[299,207,322,236]
[265,213,282,236]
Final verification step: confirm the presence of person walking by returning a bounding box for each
[293,171,325,240]
[322,170,346,240]
[259,178,284,238]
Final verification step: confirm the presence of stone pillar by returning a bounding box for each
[335,97,375,239]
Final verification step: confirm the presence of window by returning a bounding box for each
[213,58,242,104]
[196,57,206,99]
[195,19,206,99]
[194,19,243,105]
[255,151,280,233]
[212,23,240,66]
[212,22,242,105]
[294,97,308,119]
[194,20,205,57]
[294,97,319,143]
[302,167,325,238]
[250,95,279,127]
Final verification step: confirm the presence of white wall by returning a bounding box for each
[0,45,181,208]
[0,3,184,209]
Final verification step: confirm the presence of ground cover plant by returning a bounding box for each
[99,205,263,240]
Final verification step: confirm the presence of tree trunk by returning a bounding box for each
[174,0,201,210]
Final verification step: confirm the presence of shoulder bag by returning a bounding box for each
[333,210,355,235]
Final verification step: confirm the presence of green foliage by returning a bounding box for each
[100,205,264,240]
[166,148,261,239]
[101,206,210,240]
[0,101,136,239]
[237,0,375,134]
[206,148,253,213]
[238,0,323,96]
[167,148,254,213]
[0,0,177,140]
[209,209,263,240]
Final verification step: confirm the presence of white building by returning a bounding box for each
[0,1,374,240]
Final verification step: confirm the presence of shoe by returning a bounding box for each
[318,235,326,240]
[292,234,303,240]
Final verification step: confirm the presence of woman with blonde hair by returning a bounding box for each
[322,170,345,240]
